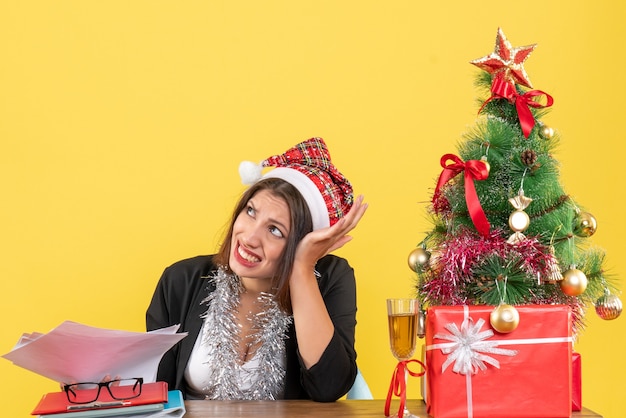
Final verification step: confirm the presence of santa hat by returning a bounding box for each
[239,137,353,230]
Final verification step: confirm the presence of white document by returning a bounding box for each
[2,321,187,384]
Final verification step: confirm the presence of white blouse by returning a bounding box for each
[184,314,287,400]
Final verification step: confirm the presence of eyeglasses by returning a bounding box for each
[63,378,143,404]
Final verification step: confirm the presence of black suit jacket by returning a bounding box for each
[146,254,357,402]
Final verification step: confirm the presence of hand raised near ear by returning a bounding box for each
[296,195,368,266]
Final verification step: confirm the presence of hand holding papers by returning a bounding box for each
[2,321,187,384]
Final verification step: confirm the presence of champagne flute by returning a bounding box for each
[387,298,419,418]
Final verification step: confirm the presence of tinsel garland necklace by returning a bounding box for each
[199,268,293,400]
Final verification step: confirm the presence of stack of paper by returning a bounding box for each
[2,321,188,417]
[2,321,187,384]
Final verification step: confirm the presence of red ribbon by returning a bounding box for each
[384,359,426,418]
[433,154,490,237]
[480,75,554,138]
[514,89,554,137]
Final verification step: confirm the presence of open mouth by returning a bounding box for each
[237,243,261,264]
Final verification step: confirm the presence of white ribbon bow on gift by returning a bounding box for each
[434,317,518,375]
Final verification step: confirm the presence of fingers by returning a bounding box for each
[326,235,353,254]
[101,374,122,384]
[295,195,368,261]
[334,195,368,235]
[348,195,368,226]
[320,195,368,250]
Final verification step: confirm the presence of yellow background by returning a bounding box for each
[1,1,624,417]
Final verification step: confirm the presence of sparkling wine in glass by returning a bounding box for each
[387,298,419,418]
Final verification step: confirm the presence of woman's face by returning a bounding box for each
[229,189,291,283]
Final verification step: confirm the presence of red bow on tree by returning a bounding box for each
[481,74,554,138]
[433,154,491,237]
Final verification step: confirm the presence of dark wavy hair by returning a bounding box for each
[214,177,313,313]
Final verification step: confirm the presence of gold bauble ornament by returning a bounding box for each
[539,124,555,139]
[573,211,597,238]
[560,268,588,296]
[490,304,520,333]
[408,247,431,272]
[595,294,623,320]
[480,156,490,174]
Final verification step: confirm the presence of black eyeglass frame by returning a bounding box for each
[62,377,144,404]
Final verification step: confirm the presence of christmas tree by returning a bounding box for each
[410,28,622,335]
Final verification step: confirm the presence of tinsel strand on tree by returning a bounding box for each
[409,28,622,336]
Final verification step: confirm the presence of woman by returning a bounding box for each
[146,138,368,402]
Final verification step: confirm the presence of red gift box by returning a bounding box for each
[572,352,582,411]
[424,305,572,418]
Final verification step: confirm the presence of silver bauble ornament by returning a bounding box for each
[595,294,623,320]
[490,304,520,333]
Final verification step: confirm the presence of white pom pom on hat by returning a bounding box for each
[238,160,264,185]
[238,137,353,231]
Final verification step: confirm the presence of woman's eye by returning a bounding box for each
[269,226,284,238]
[246,206,255,216]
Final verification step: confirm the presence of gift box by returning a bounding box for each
[425,305,572,418]
[572,352,582,411]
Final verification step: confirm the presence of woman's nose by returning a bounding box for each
[241,225,263,247]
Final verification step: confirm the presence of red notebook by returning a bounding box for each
[31,381,168,415]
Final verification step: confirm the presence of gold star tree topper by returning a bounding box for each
[471,28,536,89]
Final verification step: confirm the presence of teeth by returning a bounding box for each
[238,245,260,263]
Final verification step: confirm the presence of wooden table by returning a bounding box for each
[184,399,602,417]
